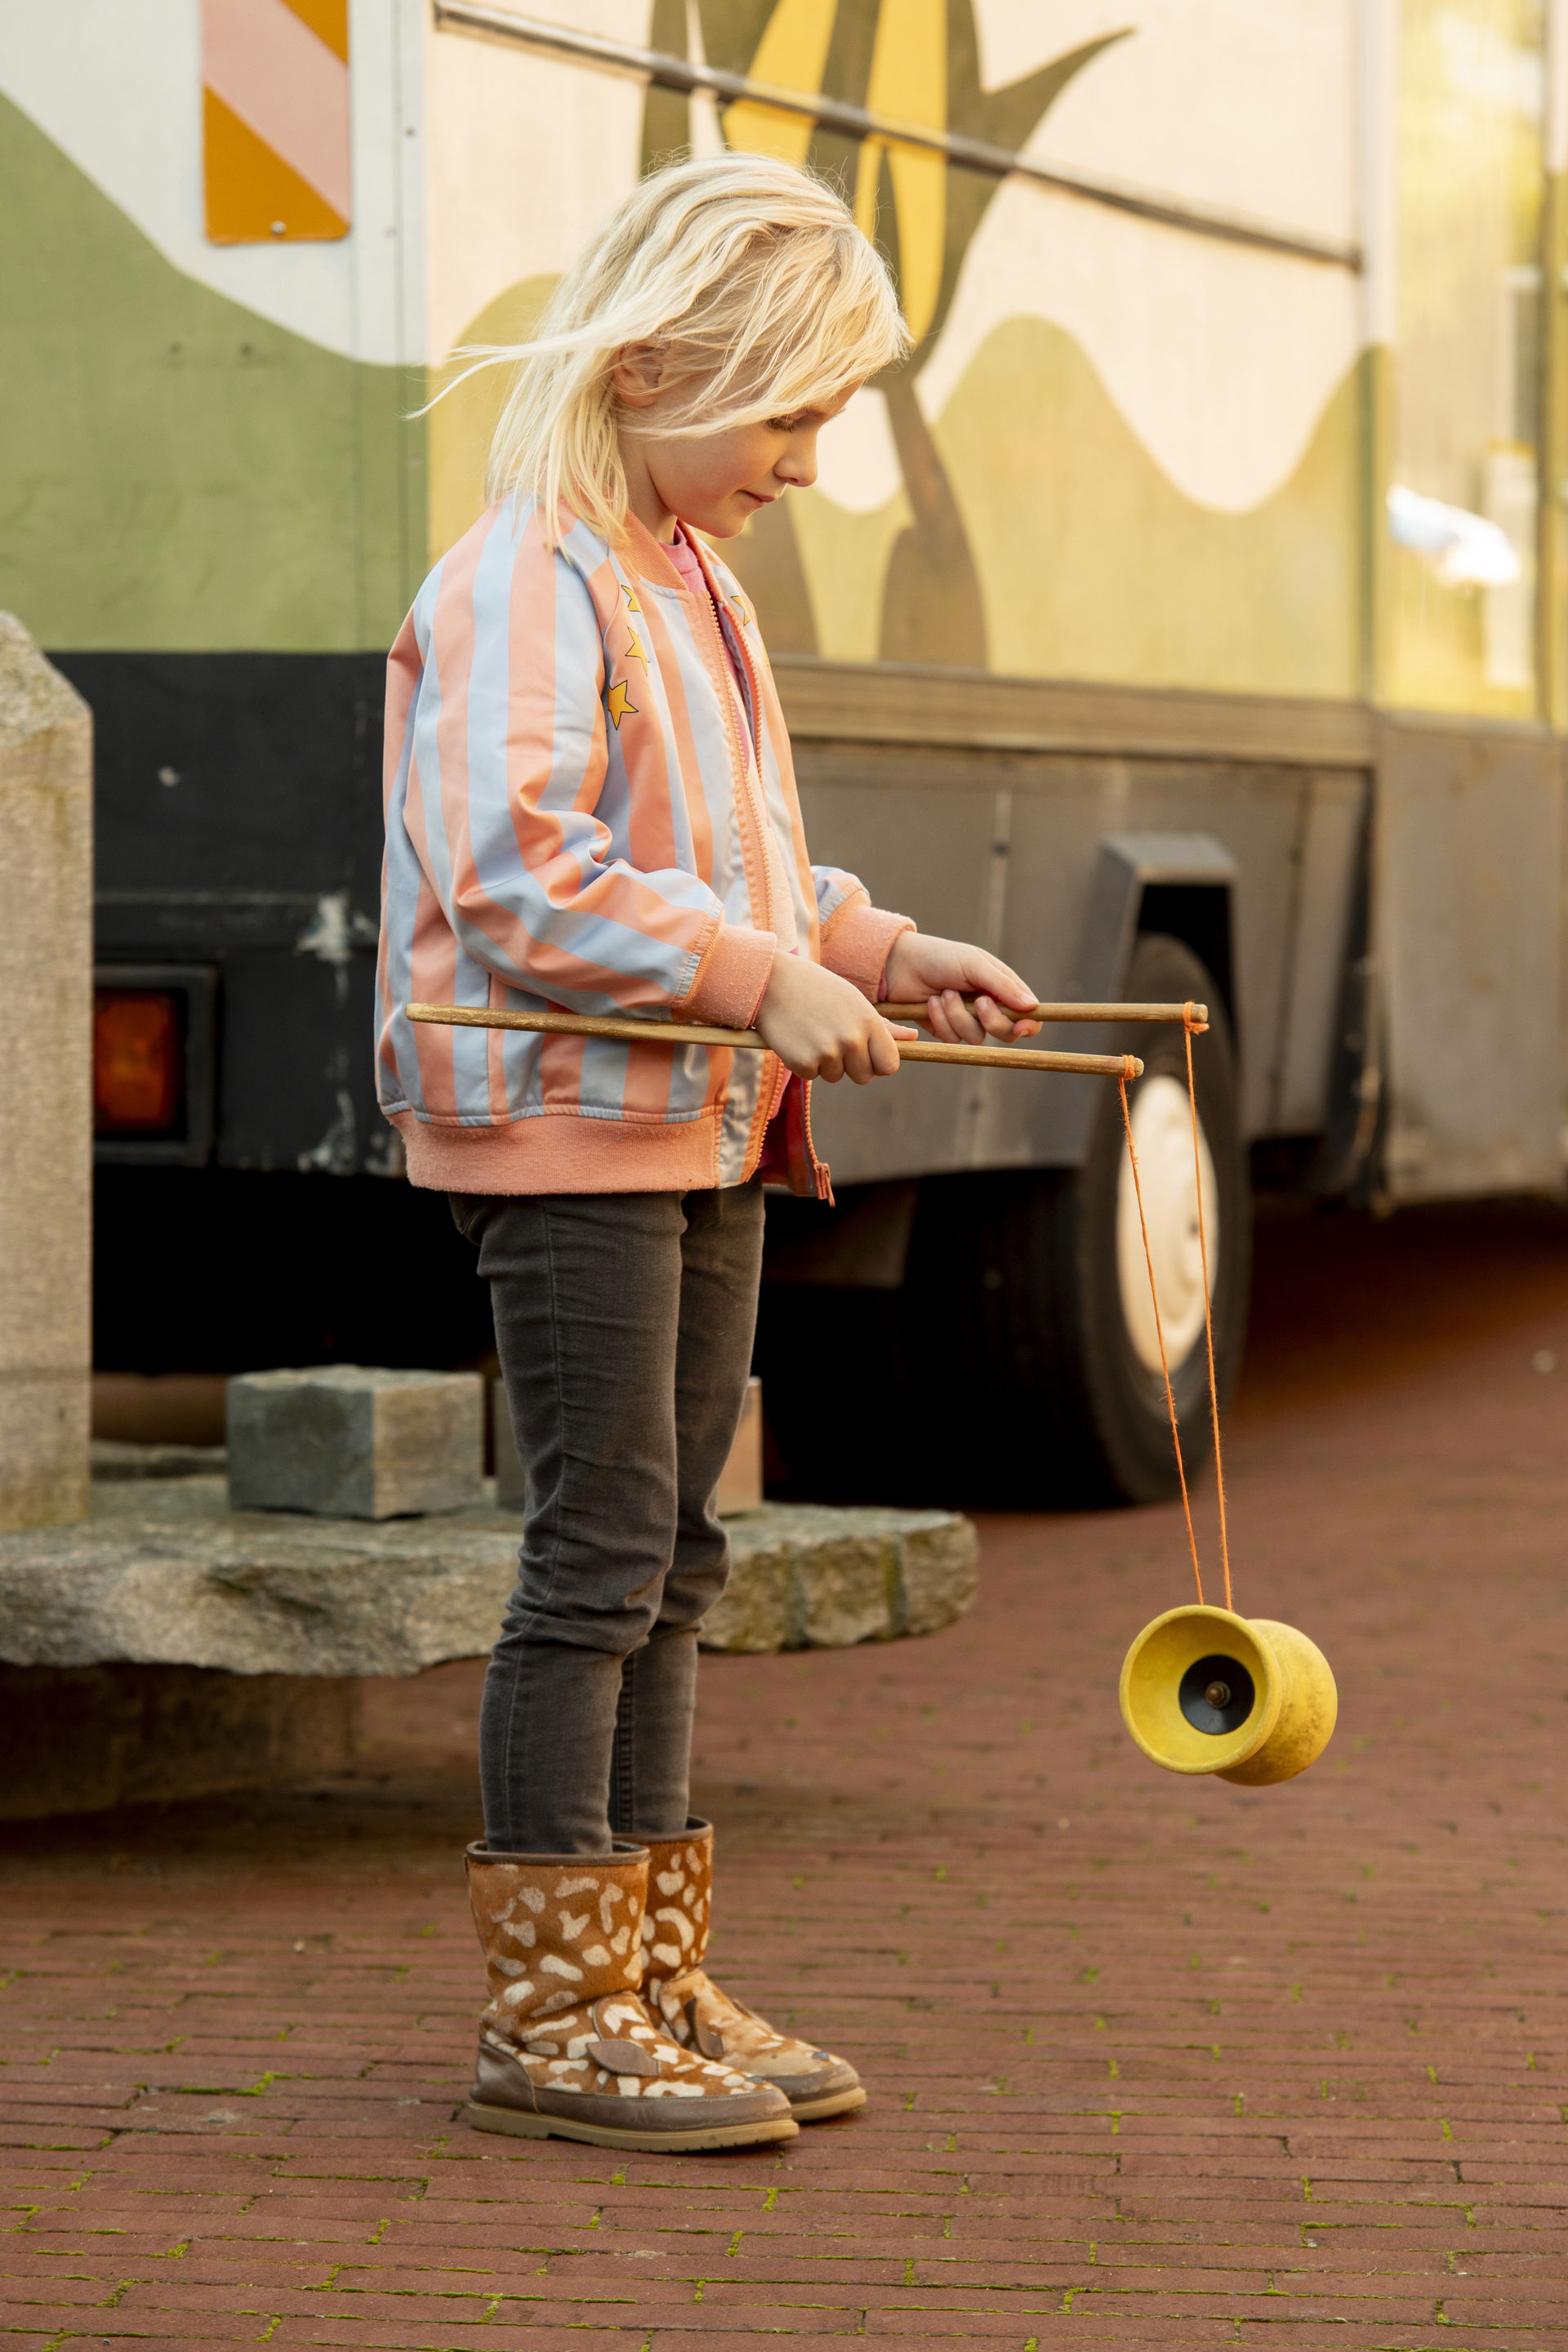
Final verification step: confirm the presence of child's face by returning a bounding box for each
[615,354,859,540]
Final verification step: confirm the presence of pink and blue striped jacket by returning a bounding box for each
[376,499,911,1196]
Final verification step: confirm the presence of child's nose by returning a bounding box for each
[777,433,820,491]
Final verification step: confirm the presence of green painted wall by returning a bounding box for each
[0,95,424,653]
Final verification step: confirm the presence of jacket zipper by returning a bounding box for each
[690,553,776,939]
[798,1077,834,1203]
[720,607,830,1196]
[682,547,831,1200]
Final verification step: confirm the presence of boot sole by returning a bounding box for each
[464,2099,799,2153]
[790,2084,868,2123]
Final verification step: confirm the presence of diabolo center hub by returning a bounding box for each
[1178,1653,1256,1736]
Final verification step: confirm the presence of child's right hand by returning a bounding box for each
[755,951,915,1084]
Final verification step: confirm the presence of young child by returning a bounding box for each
[376,154,1040,2154]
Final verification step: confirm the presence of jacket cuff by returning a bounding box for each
[819,900,915,1001]
[679,922,778,1029]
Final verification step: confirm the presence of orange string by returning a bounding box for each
[1118,1070,1205,1606]
[1183,1009,1232,1612]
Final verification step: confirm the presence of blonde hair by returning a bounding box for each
[452,153,908,546]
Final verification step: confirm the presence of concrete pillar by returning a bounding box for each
[0,616,91,1530]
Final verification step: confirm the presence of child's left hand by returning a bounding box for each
[880,933,1042,1046]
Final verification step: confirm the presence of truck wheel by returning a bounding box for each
[1069,933,1250,1502]
[898,933,1250,1507]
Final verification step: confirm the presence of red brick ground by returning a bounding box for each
[4,1200,1568,2350]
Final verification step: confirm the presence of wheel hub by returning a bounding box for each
[1115,1075,1219,1374]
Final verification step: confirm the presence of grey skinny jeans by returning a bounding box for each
[449,1179,764,1855]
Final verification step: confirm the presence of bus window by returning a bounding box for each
[1389,0,1546,716]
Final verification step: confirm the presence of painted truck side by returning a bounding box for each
[3,0,1563,1494]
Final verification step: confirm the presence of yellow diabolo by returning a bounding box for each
[1118,1605,1338,1786]
[1112,1014,1337,1788]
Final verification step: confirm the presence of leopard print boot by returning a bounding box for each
[464,1842,797,2151]
[639,1820,866,2122]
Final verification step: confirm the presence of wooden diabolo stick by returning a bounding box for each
[875,998,1208,1027]
[404,1003,1143,1080]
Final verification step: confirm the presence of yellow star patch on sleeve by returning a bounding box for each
[621,582,641,615]
[624,629,648,671]
[606,678,639,729]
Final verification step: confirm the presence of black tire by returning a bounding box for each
[755,935,1249,1508]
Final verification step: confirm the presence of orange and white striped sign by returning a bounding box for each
[202,0,351,244]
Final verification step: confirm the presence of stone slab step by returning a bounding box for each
[0,1478,978,1677]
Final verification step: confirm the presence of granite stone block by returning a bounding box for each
[704,1504,980,1655]
[227,1365,484,1520]
[699,1530,798,1652]
[893,1512,982,1636]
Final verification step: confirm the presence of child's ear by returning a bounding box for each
[612,343,665,408]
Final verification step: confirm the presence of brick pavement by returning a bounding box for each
[3,1201,1568,2350]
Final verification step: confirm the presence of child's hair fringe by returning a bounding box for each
[433,151,910,548]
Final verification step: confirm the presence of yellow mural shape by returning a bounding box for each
[722,0,837,165]
[426,278,556,559]
[854,0,947,340]
[928,318,1361,697]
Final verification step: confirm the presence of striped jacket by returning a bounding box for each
[376,500,911,1196]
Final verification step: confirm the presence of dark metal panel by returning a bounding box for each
[216,951,390,1176]
[1009,773,1316,1143]
[795,755,1003,1182]
[65,651,1376,1189]
[56,651,385,900]
[1023,831,1241,1168]
[1377,719,1563,1200]
[1070,831,1239,999]
[797,742,1352,1183]
[777,657,1375,764]
[62,652,390,1177]
[794,754,998,937]
[986,818,1238,1170]
[92,1167,493,1374]
[1271,772,1367,1134]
